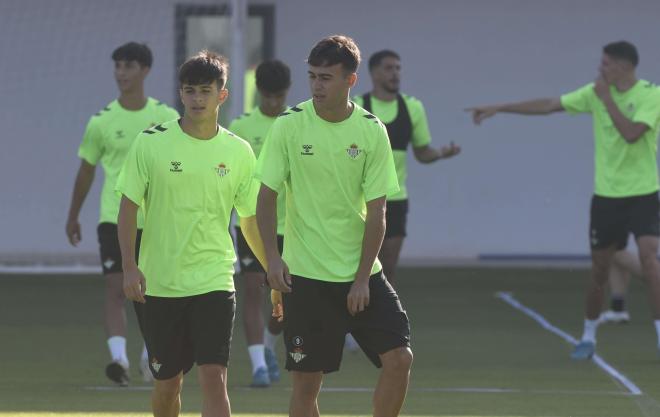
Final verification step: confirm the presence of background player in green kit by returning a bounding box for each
[65,42,178,386]
[354,50,461,284]
[468,41,660,360]
[116,51,265,417]
[257,35,413,417]
[228,59,290,387]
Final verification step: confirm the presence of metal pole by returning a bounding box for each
[229,0,247,123]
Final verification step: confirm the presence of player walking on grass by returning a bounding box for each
[228,59,291,387]
[117,50,265,417]
[65,42,178,386]
[468,41,660,360]
[257,35,413,417]
[354,50,460,284]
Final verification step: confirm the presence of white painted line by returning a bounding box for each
[83,385,633,397]
[495,291,643,396]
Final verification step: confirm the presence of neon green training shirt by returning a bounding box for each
[257,100,400,283]
[353,94,431,201]
[561,80,660,197]
[78,98,179,227]
[116,119,260,297]
[229,107,286,235]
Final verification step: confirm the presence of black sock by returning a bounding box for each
[610,297,625,312]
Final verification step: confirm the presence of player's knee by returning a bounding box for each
[198,364,227,387]
[292,372,322,400]
[382,347,413,373]
[154,374,183,399]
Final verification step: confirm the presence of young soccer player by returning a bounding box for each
[228,59,291,387]
[65,42,178,386]
[354,50,460,284]
[257,35,413,417]
[467,41,660,360]
[116,51,265,417]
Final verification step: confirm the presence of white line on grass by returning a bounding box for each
[82,385,633,397]
[495,291,643,396]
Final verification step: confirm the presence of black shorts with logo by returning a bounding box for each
[97,222,142,275]
[590,191,660,250]
[137,290,236,380]
[282,272,410,373]
[385,200,408,238]
[234,226,283,273]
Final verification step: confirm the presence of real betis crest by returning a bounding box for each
[289,348,307,363]
[216,163,230,177]
[346,143,362,159]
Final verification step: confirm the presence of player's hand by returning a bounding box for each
[465,106,498,125]
[594,75,611,102]
[266,256,292,293]
[123,265,146,303]
[440,141,461,159]
[271,289,284,322]
[347,278,370,316]
[65,218,81,246]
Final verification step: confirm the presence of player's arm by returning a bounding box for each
[239,215,268,270]
[257,184,291,293]
[594,77,649,143]
[413,142,461,163]
[348,196,387,316]
[65,160,96,246]
[117,195,146,303]
[466,98,564,125]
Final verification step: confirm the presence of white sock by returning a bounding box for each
[141,344,149,363]
[654,321,660,346]
[581,319,599,343]
[248,344,267,373]
[107,336,129,368]
[263,328,278,351]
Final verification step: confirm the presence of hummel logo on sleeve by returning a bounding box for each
[301,144,314,155]
[170,161,183,172]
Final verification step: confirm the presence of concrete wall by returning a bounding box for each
[1,0,659,263]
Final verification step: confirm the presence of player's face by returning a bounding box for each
[179,81,228,121]
[599,54,629,84]
[308,63,357,110]
[259,89,288,117]
[371,56,401,93]
[114,60,149,93]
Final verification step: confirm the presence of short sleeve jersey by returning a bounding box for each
[257,100,399,283]
[353,94,431,201]
[229,107,286,234]
[78,98,179,226]
[561,80,660,197]
[116,119,260,297]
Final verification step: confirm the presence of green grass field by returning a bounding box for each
[2,266,660,417]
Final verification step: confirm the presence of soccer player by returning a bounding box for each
[257,35,413,417]
[228,59,291,387]
[65,42,178,386]
[467,41,660,360]
[354,50,461,284]
[116,51,264,417]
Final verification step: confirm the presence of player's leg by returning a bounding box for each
[98,223,130,384]
[191,291,235,416]
[378,200,408,284]
[290,371,323,417]
[236,226,271,386]
[152,373,183,417]
[601,249,636,323]
[631,191,660,350]
[374,347,414,417]
[262,235,285,380]
[573,195,627,359]
[349,272,412,416]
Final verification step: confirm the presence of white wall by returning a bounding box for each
[1,0,659,262]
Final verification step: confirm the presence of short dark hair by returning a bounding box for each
[112,42,153,68]
[368,50,400,72]
[603,41,639,67]
[256,60,291,92]
[307,35,361,73]
[178,50,229,88]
